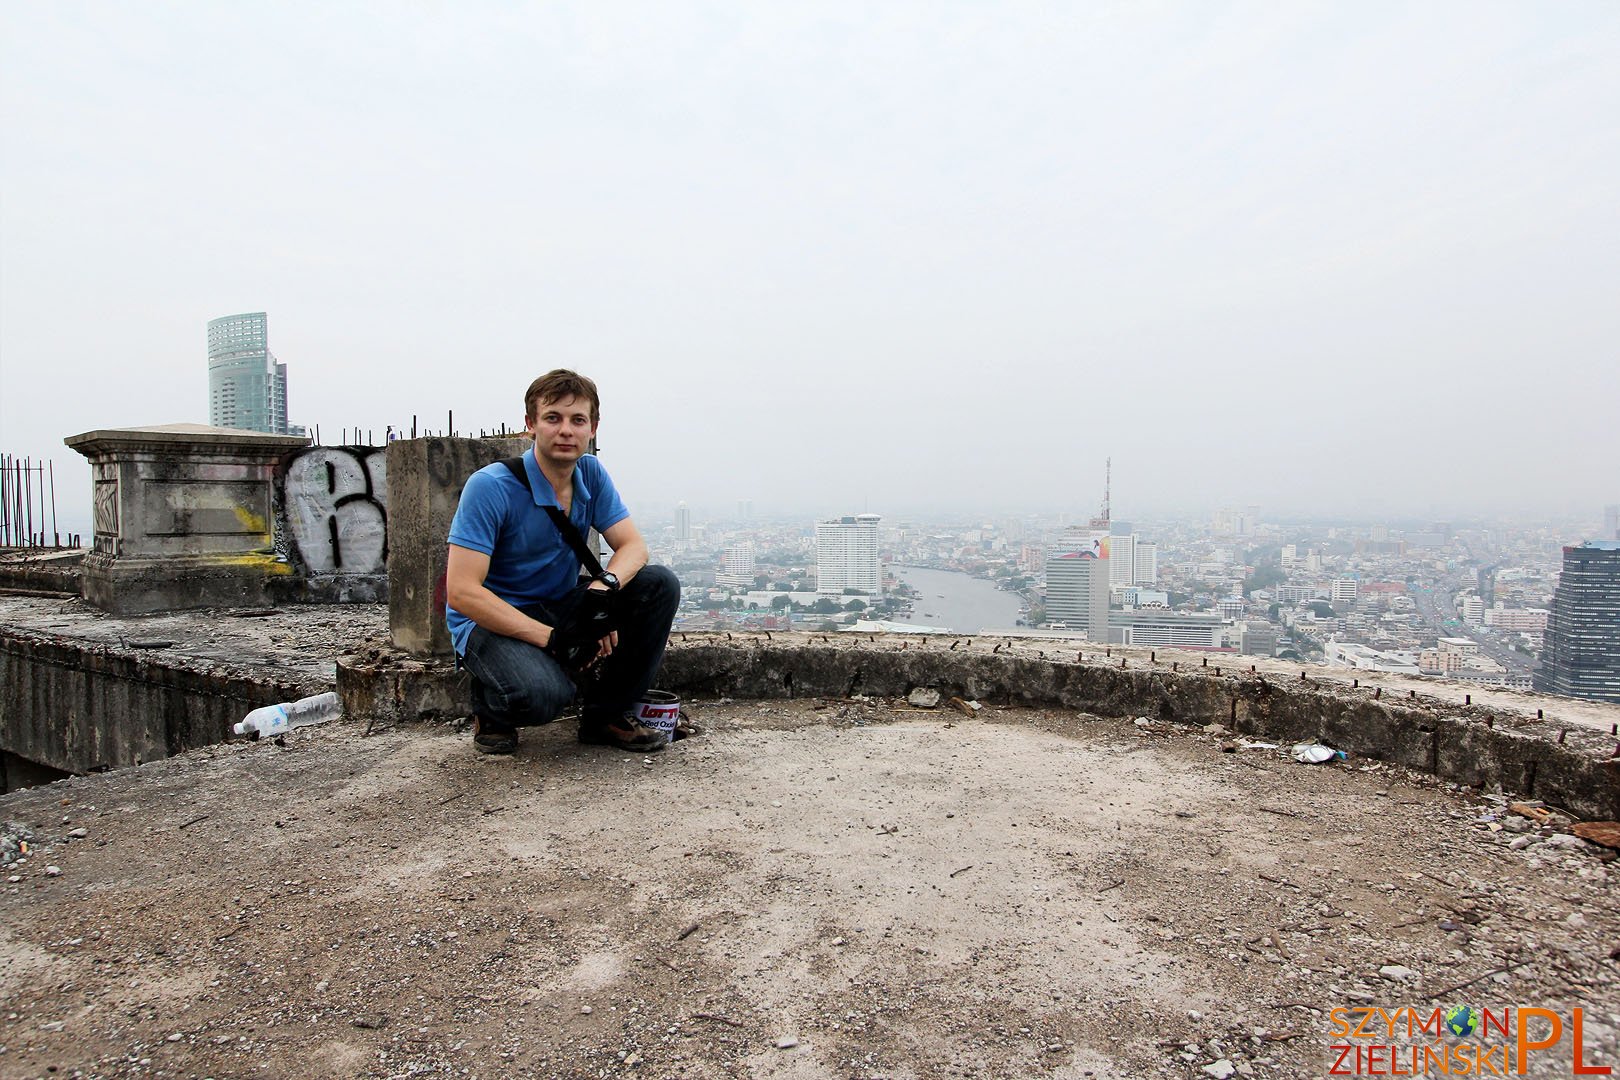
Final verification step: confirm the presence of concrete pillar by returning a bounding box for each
[386,436,527,657]
[65,424,309,614]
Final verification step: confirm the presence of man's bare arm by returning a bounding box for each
[597,518,650,587]
[445,544,553,649]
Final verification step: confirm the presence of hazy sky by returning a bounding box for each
[3,1,1617,536]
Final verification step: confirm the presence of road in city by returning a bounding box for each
[1413,583,1533,677]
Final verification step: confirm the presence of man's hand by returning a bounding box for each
[547,587,618,672]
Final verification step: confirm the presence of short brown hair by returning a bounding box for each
[525,369,600,424]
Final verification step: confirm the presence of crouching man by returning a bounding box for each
[445,369,680,754]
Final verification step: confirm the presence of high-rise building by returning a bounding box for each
[1133,539,1158,585]
[717,541,755,589]
[816,514,882,595]
[1109,532,1136,588]
[1044,531,1110,639]
[674,502,691,541]
[208,312,291,434]
[1605,504,1619,541]
[1105,531,1158,588]
[1332,578,1359,604]
[1534,541,1620,702]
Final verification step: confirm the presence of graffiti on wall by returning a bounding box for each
[281,447,389,576]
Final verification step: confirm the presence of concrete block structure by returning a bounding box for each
[65,423,309,614]
[385,436,527,657]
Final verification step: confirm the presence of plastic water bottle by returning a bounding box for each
[233,692,342,739]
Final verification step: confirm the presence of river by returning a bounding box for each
[889,565,1026,634]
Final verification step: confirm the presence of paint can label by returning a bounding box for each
[635,691,681,738]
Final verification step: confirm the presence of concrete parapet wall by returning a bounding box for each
[0,627,324,782]
[652,639,1620,820]
[0,551,84,596]
[334,633,1620,818]
[11,623,1619,819]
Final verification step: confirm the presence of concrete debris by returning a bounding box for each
[1378,965,1418,981]
[1202,1059,1237,1079]
[775,1036,800,1049]
[906,688,942,709]
[1,821,35,865]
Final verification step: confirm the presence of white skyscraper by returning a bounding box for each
[1133,540,1158,584]
[717,541,755,588]
[816,514,883,595]
[674,502,691,541]
[1109,533,1136,588]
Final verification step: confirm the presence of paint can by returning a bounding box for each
[635,690,681,740]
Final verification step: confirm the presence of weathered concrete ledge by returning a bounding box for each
[0,549,85,595]
[333,633,1620,821]
[336,643,469,726]
[8,616,1620,820]
[0,626,325,779]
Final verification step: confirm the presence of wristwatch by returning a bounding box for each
[594,571,620,592]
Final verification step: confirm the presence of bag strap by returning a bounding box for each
[501,455,607,579]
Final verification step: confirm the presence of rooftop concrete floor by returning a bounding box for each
[2,697,1617,1079]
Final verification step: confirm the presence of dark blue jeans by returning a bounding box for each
[460,564,680,729]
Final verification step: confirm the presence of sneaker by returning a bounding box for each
[578,715,669,752]
[472,716,518,755]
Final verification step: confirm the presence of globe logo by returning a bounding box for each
[1444,1005,1479,1038]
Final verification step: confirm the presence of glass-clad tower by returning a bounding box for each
[208,312,289,434]
[1534,540,1620,702]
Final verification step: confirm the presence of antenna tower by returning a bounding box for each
[1088,458,1111,530]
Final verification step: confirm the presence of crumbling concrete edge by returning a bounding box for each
[17,627,1615,821]
[0,626,327,775]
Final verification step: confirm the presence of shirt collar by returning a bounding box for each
[523,447,593,508]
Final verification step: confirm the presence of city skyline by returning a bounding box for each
[4,4,1619,536]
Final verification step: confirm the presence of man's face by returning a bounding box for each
[526,394,598,468]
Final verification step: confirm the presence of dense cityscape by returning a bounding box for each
[648,498,1620,703]
[94,304,1620,709]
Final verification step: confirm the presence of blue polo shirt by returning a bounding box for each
[445,451,629,656]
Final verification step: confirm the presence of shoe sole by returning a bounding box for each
[578,730,669,753]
